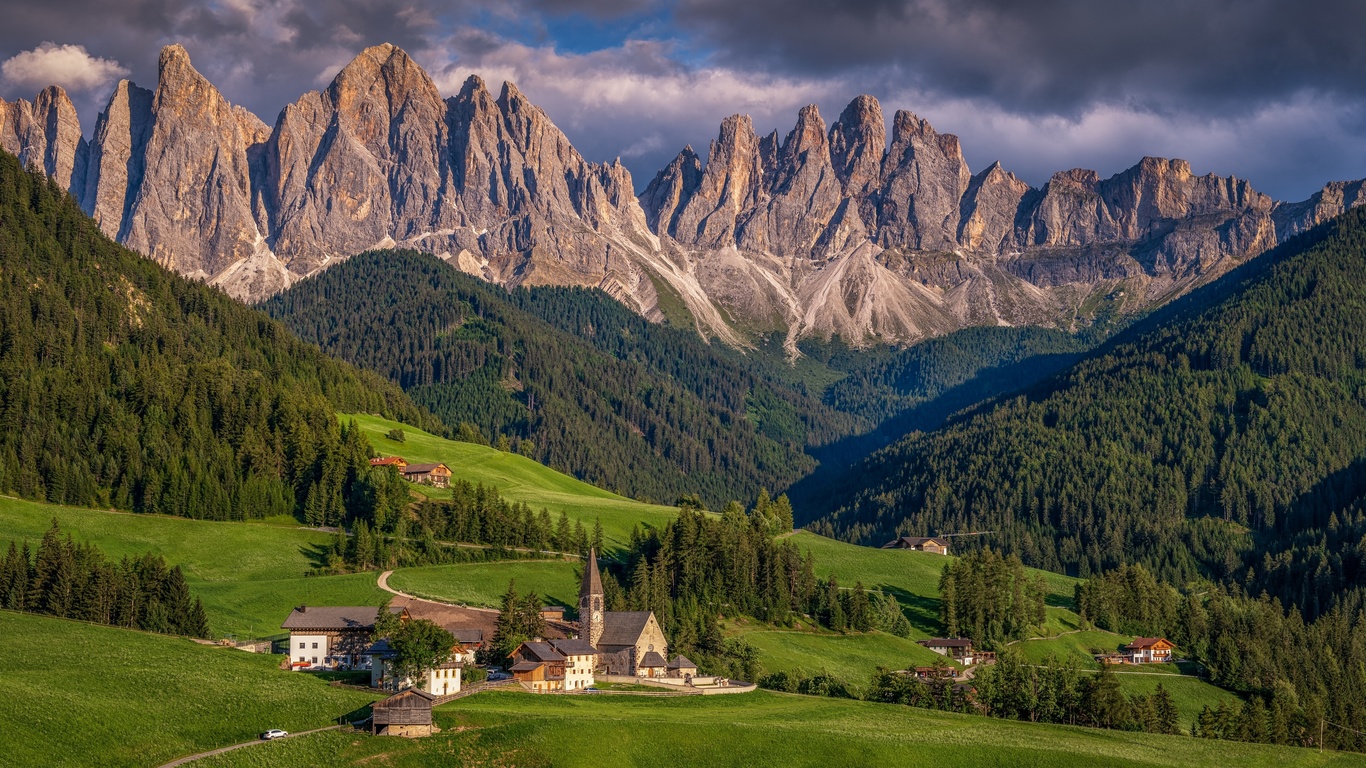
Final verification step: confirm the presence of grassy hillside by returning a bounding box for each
[195,689,1365,768]
[0,495,385,638]
[387,560,580,609]
[0,611,379,768]
[732,625,950,684]
[347,412,678,546]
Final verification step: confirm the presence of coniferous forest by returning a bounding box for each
[1,520,210,638]
[815,208,1366,615]
[0,153,435,522]
[262,249,860,507]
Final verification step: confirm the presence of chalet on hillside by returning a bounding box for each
[1124,637,1175,664]
[403,462,452,488]
[918,638,994,666]
[372,688,436,737]
[370,456,409,471]
[881,536,949,555]
[281,604,407,669]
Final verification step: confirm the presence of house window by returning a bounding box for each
[312,657,318,664]
[298,642,305,649]
[312,642,318,649]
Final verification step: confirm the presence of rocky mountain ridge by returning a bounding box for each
[3,43,1363,349]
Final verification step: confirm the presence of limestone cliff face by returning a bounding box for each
[12,46,1366,349]
[0,86,87,193]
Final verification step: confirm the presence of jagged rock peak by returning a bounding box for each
[829,94,885,198]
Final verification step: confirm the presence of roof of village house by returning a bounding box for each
[639,651,668,668]
[404,463,449,474]
[1126,637,1173,649]
[597,611,655,648]
[882,536,945,549]
[541,605,566,613]
[374,688,436,709]
[451,628,484,645]
[513,641,566,662]
[510,660,545,672]
[370,456,407,466]
[436,659,464,669]
[919,638,973,648]
[281,605,404,631]
[365,638,396,657]
[667,654,697,670]
[550,638,600,656]
[580,548,603,600]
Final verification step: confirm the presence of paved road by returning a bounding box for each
[157,724,347,767]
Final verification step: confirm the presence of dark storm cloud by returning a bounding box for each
[2,0,1364,201]
[676,0,1366,118]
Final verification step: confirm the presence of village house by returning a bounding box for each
[280,604,407,670]
[917,638,994,666]
[366,637,468,695]
[539,605,566,622]
[1124,637,1175,664]
[369,456,409,472]
[402,462,452,488]
[579,549,669,676]
[881,536,949,555]
[508,638,601,692]
[371,688,436,737]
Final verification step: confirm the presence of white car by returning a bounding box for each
[260,729,288,740]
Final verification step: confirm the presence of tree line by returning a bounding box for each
[939,548,1047,648]
[0,520,209,638]
[0,152,435,524]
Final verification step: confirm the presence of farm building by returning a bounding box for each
[372,688,437,737]
[280,604,407,670]
[539,605,566,622]
[1124,637,1175,664]
[917,638,994,665]
[509,638,600,692]
[402,462,452,487]
[369,456,408,471]
[881,536,949,555]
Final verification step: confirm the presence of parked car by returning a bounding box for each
[260,729,288,740]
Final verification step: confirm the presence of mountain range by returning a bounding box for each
[3,42,1365,348]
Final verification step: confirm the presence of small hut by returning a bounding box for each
[667,654,698,681]
[371,689,437,737]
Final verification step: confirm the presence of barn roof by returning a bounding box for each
[597,611,654,648]
[281,605,404,631]
[404,463,448,474]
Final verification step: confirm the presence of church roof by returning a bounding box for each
[668,654,697,670]
[639,651,667,668]
[597,611,655,648]
[580,548,603,600]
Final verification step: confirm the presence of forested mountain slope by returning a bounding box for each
[815,207,1366,613]
[0,151,435,521]
[263,250,860,506]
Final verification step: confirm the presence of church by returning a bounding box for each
[579,548,669,677]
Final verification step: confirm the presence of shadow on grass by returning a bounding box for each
[876,584,943,636]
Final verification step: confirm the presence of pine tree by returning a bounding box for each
[1153,683,1181,735]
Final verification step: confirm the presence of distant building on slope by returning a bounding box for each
[1123,637,1175,664]
[402,462,452,488]
[369,456,409,471]
[881,536,949,555]
[918,638,994,666]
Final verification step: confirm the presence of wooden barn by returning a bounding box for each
[881,536,949,555]
[402,462,453,488]
[372,689,437,737]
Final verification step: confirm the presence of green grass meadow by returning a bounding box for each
[0,611,380,768]
[345,413,680,546]
[194,689,1366,768]
[387,559,581,609]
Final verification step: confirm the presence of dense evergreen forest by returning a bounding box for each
[1,520,210,638]
[0,152,436,522]
[262,250,859,506]
[814,208,1366,613]
[1074,565,1366,751]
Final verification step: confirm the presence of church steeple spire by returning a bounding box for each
[579,548,604,648]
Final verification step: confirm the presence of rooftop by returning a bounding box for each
[281,605,404,631]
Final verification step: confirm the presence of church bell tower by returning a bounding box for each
[579,547,604,648]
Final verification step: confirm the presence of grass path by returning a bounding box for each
[157,724,347,768]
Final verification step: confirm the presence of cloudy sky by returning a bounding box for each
[2,0,1363,201]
